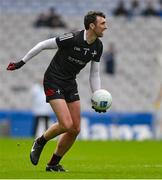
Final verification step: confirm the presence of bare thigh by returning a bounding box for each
[67,100,81,133]
[49,99,73,130]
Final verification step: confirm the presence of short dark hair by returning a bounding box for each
[84,11,106,30]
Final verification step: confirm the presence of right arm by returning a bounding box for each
[22,38,58,63]
[7,38,58,70]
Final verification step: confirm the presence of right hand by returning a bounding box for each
[7,60,25,71]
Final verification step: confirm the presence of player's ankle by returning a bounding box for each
[48,153,62,166]
[37,135,47,146]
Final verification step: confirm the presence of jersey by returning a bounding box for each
[44,30,103,81]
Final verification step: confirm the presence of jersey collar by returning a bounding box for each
[83,29,97,45]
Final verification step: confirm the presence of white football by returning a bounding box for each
[91,89,112,111]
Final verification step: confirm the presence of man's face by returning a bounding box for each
[93,16,107,37]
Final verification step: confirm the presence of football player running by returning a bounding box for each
[7,11,107,172]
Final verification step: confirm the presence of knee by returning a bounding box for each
[59,117,80,136]
[70,126,80,136]
[62,125,80,136]
[60,123,80,136]
[60,121,73,132]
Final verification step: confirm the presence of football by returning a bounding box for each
[91,89,112,111]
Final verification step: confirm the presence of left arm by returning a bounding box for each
[89,61,107,113]
[7,38,58,70]
[89,61,101,93]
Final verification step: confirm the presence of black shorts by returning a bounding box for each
[43,77,80,103]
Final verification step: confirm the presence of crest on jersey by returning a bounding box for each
[91,50,97,57]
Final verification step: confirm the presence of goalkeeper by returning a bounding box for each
[7,11,107,172]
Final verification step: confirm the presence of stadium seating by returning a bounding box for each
[0,0,162,112]
[0,0,160,15]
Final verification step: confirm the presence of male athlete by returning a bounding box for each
[7,11,107,172]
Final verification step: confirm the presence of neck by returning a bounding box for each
[86,30,97,44]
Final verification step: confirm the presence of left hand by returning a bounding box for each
[92,106,106,113]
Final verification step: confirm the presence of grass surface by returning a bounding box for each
[0,138,162,179]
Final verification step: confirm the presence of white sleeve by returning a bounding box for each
[89,61,101,93]
[22,38,58,63]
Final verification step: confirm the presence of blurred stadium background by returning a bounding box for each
[0,0,162,140]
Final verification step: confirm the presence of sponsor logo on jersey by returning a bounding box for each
[67,56,86,65]
[74,47,81,51]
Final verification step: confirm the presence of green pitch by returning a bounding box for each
[0,138,162,179]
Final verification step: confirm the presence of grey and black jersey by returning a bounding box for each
[44,30,103,81]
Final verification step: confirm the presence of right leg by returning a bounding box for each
[43,99,73,140]
[46,101,81,172]
[30,99,73,165]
